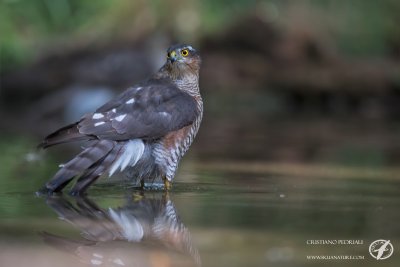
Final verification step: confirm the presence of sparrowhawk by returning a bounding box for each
[38,44,203,195]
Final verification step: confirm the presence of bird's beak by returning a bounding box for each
[168,51,177,63]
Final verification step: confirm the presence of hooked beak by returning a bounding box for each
[168,51,177,63]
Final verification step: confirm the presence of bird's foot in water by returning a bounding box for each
[139,178,172,191]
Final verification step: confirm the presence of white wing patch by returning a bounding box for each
[111,108,117,113]
[94,121,105,127]
[125,98,135,104]
[109,139,145,176]
[114,114,127,122]
[92,113,104,119]
[159,111,169,117]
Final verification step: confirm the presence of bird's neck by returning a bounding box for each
[174,74,201,97]
[156,65,201,98]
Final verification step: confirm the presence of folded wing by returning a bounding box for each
[40,78,198,148]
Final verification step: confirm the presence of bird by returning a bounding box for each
[38,44,203,195]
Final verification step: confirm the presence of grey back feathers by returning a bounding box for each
[78,79,198,140]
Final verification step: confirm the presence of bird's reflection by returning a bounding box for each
[41,192,200,267]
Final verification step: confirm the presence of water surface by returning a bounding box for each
[0,152,399,267]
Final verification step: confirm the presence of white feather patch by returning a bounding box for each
[115,114,126,122]
[112,108,117,113]
[125,98,135,104]
[94,121,105,127]
[92,113,104,119]
[108,139,145,176]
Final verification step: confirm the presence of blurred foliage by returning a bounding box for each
[1,0,115,69]
[1,0,400,71]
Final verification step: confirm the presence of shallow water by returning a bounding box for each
[1,152,399,267]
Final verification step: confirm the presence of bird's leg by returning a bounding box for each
[163,177,172,191]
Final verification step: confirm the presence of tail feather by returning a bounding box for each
[44,140,116,193]
[69,144,124,195]
[39,122,89,149]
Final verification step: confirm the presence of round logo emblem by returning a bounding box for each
[369,240,394,260]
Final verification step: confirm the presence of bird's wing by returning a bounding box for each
[77,79,198,140]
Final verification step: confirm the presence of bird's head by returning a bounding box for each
[164,44,201,78]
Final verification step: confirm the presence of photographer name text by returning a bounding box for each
[306,240,363,245]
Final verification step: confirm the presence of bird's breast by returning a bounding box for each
[153,97,203,180]
[157,115,201,166]
[162,125,192,153]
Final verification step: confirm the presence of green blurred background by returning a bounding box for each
[2,0,400,67]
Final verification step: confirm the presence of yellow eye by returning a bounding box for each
[181,49,189,57]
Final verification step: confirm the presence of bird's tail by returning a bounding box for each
[69,143,124,195]
[38,140,123,195]
[38,122,89,149]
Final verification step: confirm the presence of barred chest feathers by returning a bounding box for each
[154,75,203,181]
[154,97,203,181]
